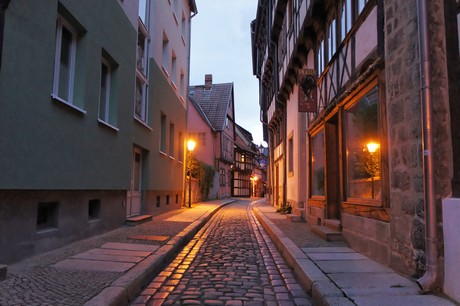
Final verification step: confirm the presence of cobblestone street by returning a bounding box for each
[133,200,311,305]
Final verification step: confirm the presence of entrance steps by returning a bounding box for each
[125,215,152,226]
[312,219,343,241]
[286,213,303,222]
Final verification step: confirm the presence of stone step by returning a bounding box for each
[324,219,342,231]
[286,214,303,222]
[125,215,152,226]
[311,225,343,242]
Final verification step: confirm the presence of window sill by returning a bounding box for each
[36,227,58,235]
[343,198,382,207]
[51,94,87,115]
[169,155,175,160]
[162,65,169,75]
[98,119,119,132]
[134,116,153,130]
[159,150,168,157]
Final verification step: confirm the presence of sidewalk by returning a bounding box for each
[0,199,236,306]
[252,199,457,306]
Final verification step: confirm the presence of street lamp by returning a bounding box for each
[187,140,196,208]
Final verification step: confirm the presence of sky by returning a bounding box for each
[189,0,264,146]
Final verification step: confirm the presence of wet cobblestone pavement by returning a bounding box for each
[133,200,312,305]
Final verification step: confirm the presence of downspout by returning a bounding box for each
[415,0,439,292]
[0,0,11,69]
[183,3,197,207]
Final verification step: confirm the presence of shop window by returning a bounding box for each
[311,130,325,196]
[345,86,380,200]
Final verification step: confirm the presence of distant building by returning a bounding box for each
[189,75,235,199]
[252,0,459,300]
[233,124,258,197]
[0,0,197,264]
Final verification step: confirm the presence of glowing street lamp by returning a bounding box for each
[187,140,196,208]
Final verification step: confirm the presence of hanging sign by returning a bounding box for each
[298,69,317,113]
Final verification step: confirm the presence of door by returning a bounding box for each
[127,148,142,217]
[325,114,340,220]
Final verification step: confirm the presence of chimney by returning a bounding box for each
[204,74,212,90]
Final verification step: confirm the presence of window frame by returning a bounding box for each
[343,84,381,204]
[52,16,80,110]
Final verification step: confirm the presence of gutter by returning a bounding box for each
[0,0,11,69]
[184,3,197,207]
[415,0,439,292]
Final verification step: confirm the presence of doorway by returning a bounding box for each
[325,114,341,221]
[127,147,142,217]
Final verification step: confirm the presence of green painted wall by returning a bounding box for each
[132,60,186,192]
[0,0,136,190]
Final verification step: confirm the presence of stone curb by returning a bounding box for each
[251,205,353,306]
[84,199,236,306]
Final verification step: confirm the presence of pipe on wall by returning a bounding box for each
[415,0,439,292]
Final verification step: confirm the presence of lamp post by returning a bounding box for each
[187,139,196,208]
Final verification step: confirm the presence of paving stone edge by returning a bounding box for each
[252,205,354,306]
[83,199,236,306]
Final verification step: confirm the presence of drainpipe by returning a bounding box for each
[0,0,11,69]
[183,3,197,207]
[415,0,439,292]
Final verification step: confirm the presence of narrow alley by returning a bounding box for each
[131,200,311,305]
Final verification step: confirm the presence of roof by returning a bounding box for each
[189,82,234,132]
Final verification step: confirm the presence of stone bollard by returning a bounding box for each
[0,265,7,281]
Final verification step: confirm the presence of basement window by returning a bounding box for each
[36,202,59,232]
[88,199,101,221]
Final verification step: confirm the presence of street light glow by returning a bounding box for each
[187,139,196,152]
[366,142,380,153]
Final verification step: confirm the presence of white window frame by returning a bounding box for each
[135,71,148,122]
[52,16,78,108]
[98,57,118,130]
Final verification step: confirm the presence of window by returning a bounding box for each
[138,0,147,25]
[176,194,179,204]
[171,51,177,85]
[52,16,77,106]
[220,168,226,186]
[189,132,206,146]
[37,202,59,231]
[135,26,148,122]
[357,0,368,15]
[345,86,380,200]
[180,71,185,99]
[311,130,325,196]
[135,74,148,121]
[169,123,175,157]
[288,134,294,175]
[457,8,460,55]
[178,132,184,162]
[166,195,170,205]
[181,12,187,43]
[341,1,352,41]
[160,113,167,153]
[156,195,161,207]
[162,33,169,74]
[317,40,325,76]
[328,19,337,60]
[88,199,101,221]
[98,57,118,128]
